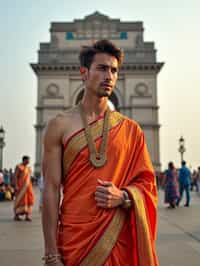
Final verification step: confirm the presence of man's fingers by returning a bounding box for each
[95,197,107,204]
[96,186,109,193]
[95,191,108,199]
[97,179,113,187]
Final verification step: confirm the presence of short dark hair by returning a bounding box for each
[181,160,186,166]
[79,39,123,69]
[168,162,174,169]
[22,155,30,162]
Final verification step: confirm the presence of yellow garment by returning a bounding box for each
[5,190,12,200]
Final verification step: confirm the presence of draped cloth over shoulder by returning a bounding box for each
[14,164,34,215]
[57,111,159,266]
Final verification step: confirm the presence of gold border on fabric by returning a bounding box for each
[14,171,30,210]
[126,186,154,266]
[63,112,124,176]
[80,208,126,266]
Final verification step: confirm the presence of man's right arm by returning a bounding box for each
[42,116,64,261]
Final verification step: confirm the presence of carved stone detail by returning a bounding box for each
[46,84,60,97]
[134,83,149,96]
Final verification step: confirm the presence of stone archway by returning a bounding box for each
[75,89,120,110]
[32,12,163,174]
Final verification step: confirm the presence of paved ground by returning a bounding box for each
[0,187,200,266]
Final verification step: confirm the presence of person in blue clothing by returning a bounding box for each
[176,160,191,207]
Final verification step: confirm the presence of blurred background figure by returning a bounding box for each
[164,162,179,208]
[196,166,200,195]
[3,169,10,185]
[0,169,14,201]
[13,156,35,221]
[191,169,197,192]
[176,160,191,207]
[0,169,3,185]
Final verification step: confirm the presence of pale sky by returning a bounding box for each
[0,0,200,171]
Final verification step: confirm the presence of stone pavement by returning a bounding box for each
[0,187,200,266]
[157,189,200,266]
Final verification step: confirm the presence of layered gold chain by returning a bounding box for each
[78,103,110,168]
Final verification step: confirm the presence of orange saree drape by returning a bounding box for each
[14,164,34,215]
[57,111,158,266]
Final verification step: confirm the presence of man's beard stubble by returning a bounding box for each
[97,90,110,98]
[97,85,113,98]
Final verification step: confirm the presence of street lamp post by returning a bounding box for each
[0,126,5,169]
[178,136,186,163]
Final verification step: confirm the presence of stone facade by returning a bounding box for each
[31,11,163,175]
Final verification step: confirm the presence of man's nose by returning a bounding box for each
[104,69,112,80]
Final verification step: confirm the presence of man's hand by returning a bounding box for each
[95,179,124,208]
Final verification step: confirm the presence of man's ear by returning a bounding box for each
[80,67,88,81]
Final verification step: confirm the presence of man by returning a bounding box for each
[176,160,191,207]
[0,169,3,185]
[3,169,10,185]
[13,156,34,221]
[196,166,200,194]
[42,40,158,266]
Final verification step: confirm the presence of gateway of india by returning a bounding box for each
[31,11,164,176]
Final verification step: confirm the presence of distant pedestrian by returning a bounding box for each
[191,170,197,191]
[164,162,179,208]
[176,161,191,207]
[0,182,5,201]
[13,156,35,221]
[196,167,200,195]
[0,169,3,185]
[9,168,15,186]
[3,169,10,185]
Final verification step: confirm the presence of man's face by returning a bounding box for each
[81,53,119,98]
[23,158,30,165]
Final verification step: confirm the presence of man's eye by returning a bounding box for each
[111,68,118,74]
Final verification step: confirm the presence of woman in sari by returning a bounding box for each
[14,156,34,221]
[164,162,179,208]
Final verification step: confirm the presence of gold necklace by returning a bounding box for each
[78,103,110,168]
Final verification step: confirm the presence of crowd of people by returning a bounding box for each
[157,160,200,209]
[0,168,15,201]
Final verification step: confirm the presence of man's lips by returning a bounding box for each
[101,83,113,89]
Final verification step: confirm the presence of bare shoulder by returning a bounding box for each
[62,105,80,120]
[44,106,79,143]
